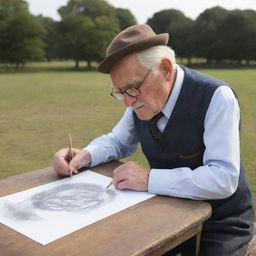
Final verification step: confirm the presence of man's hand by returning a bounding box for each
[112,161,149,191]
[53,148,91,176]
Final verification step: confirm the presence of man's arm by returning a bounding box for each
[53,108,139,176]
[84,107,138,166]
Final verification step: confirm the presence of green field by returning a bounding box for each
[0,65,255,205]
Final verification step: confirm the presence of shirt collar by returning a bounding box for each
[162,65,184,119]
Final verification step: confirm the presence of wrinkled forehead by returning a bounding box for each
[111,53,147,74]
[110,54,147,89]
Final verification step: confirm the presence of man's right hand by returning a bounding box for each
[53,148,92,176]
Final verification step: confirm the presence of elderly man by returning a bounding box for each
[54,24,254,255]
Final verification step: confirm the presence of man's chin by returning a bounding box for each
[134,109,153,120]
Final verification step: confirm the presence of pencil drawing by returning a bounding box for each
[1,183,115,221]
[32,183,115,212]
[2,201,41,221]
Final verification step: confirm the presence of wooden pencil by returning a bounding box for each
[68,133,73,177]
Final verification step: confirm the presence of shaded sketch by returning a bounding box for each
[2,183,115,221]
[2,201,41,221]
[32,183,115,212]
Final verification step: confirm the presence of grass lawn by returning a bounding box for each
[0,64,255,205]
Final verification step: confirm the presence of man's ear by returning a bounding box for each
[160,58,173,82]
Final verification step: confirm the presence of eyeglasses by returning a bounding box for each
[110,69,151,100]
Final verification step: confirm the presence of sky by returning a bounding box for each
[25,0,256,24]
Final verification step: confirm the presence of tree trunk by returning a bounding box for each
[87,60,92,69]
[75,59,79,69]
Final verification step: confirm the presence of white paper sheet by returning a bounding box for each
[0,170,155,245]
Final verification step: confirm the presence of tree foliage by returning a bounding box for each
[0,0,28,20]
[193,6,229,63]
[219,10,256,63]
[115,8,137,30]
[147,9,195,62]
[1,0,256,68]
[56,14,95,68]
[147,6,256,64]
[56,0,120,68]
[0,0,44,67]
[58,0,116,19]
[37,16,58,62]
[147,9,189,34]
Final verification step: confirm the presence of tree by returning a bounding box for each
[219,10,256,64]
[147,9,195,63]
[115,8,136,30]
[57,0,120,68]
[193,6,228,63]
[89,15,120,65]
[168,19,195,64]
[58,0,116,20]
[0,0,28,20]
[37,16,58,62]
[147,9,188,34]
[0,1,44,67]
[243,10,256,62]
[56,14,94,68]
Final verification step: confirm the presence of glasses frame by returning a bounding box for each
[110,69,151,100]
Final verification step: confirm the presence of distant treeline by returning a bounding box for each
[0,0,256,69]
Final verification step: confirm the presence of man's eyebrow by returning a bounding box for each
[112,79,140,91]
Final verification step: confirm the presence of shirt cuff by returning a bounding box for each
[148,169,171,195]
[148,168,192,196]
[83,145,102,167]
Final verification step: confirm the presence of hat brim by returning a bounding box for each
[97,33,169,74]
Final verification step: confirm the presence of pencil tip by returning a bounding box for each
[106,180,113,189]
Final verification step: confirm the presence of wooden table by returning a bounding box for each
[0,162,211,256]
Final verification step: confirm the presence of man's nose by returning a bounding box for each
[123,93,136,107]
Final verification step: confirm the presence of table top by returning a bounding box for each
[0,162,212,256]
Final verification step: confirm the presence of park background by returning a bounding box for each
[0,0,255,206]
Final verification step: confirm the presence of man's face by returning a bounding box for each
[110,54,172,120]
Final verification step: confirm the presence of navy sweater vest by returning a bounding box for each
[133,66,254,255]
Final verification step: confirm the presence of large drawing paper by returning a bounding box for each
[0,170,155,245]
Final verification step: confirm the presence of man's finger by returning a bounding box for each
[113,170,130,188]
[69,154,83,170]
[117,180,131,190]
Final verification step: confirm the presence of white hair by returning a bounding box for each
[135,45,176,73]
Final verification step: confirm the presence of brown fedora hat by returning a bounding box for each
[97,24,169,73]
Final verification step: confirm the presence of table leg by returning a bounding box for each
[195,231,201,256]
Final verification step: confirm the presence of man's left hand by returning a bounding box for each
[112,161,149,191]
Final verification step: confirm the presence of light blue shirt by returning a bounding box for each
[85,66,240,200]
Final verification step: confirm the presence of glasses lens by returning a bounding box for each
[126,88,140,97]
[111,92,124,100]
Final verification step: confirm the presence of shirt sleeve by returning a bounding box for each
[148,86,241,200]
[84,107,139,167]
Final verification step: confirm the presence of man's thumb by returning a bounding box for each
[69,159,80,173]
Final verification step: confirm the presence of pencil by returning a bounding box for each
[68,133,73,177]
[106,180,113,189]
